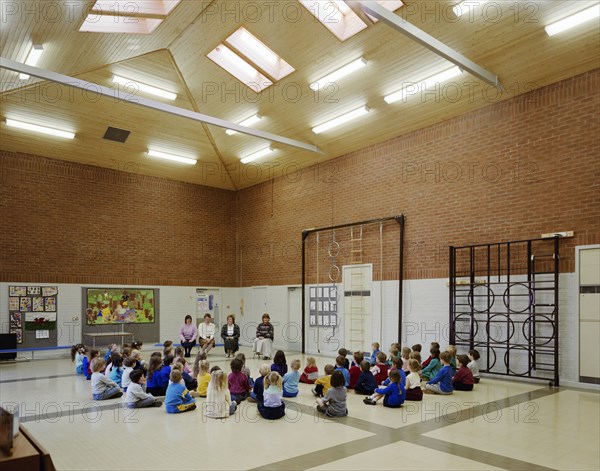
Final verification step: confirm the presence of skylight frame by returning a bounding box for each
[92,0,181,16]
[225,28,295,81]
[79,14,163,34]
[207,44,273,92]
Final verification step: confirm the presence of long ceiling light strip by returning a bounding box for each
[312,106,370,134]
[225,114,262,136]
[147,149,197,165]
[112,75,177,100]
[384,66,462,104]
[545,4,600,36]
[310,57,368,91]
[5,118,75,139]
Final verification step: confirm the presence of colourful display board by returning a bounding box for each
[86,288,155,325]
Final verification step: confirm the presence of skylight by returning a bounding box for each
[299,0,404,41]
[225,28,295,81]
[79,0,181,34]
[207,44,273,92]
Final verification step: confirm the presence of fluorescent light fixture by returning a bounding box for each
[312,106,370,134]
[5,118,75,139]
[310,57,367,91]
[207,44,273,92]
[19,44,44,80]
[453,1,487,18]
[545,4,600,36]
[384,66,463,104]
[147,149,197,165]
[240,146,274,164]
[225,114,262,136]
[225,28,295,81]
[112,75,177,100]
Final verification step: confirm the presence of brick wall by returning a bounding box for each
[0,153,237,286]
[1,71,598,287]
[237,70,600,286]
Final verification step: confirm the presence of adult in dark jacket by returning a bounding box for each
[221,314,240,358]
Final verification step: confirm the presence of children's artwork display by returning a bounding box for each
[8,286,58,342]
[86,288,156,325]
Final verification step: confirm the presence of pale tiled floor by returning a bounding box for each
[1,347,598,471]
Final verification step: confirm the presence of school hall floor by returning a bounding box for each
[0,349,598,471]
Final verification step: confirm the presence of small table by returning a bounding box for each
[83,332,134,348]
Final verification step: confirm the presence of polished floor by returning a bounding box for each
[0,348,598,471]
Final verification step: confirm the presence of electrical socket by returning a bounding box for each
[541,231,574,238]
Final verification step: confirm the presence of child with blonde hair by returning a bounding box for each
[165,370,196,413]
[204,369,237,418]
[316,370,348,418]
[400,347,411,372]
[175,346,193,376]
[367,342,381,365]
[196,360,210,397]
[257,371,286,420]
[404,359,423,401]
[91,358,122,400]
[447,345,457,374]
[282,359,301,397]
[249,364,270,403]
[300,357,319,384]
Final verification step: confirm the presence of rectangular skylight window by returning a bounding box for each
[79,14,162,34]
[225,28,295,81]
[207,44,273,92]
[299,1,404,40]
[92,0,181,16]
[299,0,368,41]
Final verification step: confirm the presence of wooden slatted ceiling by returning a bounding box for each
[1,0,599,190]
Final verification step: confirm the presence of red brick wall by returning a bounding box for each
[237,70,600,286]
[0,153,237,286]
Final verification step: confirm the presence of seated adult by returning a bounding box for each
[179,314,197,358]
[198,313,216,354]
[253,313,274,360]
[221,314,240,358]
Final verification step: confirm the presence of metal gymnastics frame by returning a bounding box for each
[301,215,405,353]
[449,236,560,387]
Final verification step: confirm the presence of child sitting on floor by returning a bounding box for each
[363,369,404,408]
[71,344,85,375]
[338,348,350,369]
[400,347,411,372]
[424,351,453,395]
[204,369,237,419]
[109,353,124,387]
[367,342,381,365]
[249,364,270,403]
[283,359,301,397]
[258,372,286,420]
[235,352,254,389]
[468,349,481,383]
[354,360,377,395]
[165,370,196,413]
[371,351,389,385]
[91,359,122,400]
[404,359,423,401]
[271,350,288,376]
[300,357,319,384]
[312,364,335,397]
[126,369,162,408]
[421,342,440,368]
[228,358,250,403]
[335,355,350,387]
[316,370,347,418]
[447,345,457,374]
[421,347,441,381]
[452,354,475,391]
[349,352,363,389]
[196,360,210,398]
[122,357,135,392]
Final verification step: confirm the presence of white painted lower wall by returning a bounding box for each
[0,275,593,389]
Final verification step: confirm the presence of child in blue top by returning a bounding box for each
[165,370,196,413]
[364,370,404,407]
[282,359,301,397]
[249,364,269,403]
[335,355,350,387]
[71,344,85,375]
[367,342,381,365]
[271,350,288,376]
[109,354,124,387]
[354,361,377,395]
[424,351,453,395]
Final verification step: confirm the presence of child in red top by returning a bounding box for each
[299,356,319,384]
[452,354,474,391]
[348,351,363,389]
[371,351,389,385]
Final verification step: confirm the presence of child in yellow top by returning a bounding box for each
[196,360,210,397]
[311,364,334,397]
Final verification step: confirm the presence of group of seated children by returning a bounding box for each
[73,338,481,418]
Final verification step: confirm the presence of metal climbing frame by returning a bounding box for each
[301,215,405,354]
[449,236,560,386]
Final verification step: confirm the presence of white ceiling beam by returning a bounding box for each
[349,1,504,90]
[0,57,325,155]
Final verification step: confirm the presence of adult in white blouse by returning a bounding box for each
[198,313,216,354]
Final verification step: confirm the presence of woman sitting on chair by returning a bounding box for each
[221,314,240,358]
[254,313,274,360]
[198,313,216,355]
